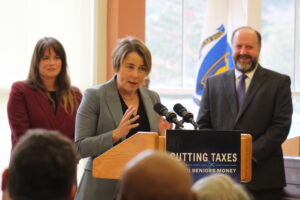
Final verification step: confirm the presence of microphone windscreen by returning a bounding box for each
[173,103,186,116]
[153,103,167,116]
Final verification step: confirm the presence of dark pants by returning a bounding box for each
[248,188,283,200]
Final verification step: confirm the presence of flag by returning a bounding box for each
[194,25,233,104]
[194,0,245,105]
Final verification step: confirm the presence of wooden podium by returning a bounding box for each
[93,132,252,182]
[282,136,300,156]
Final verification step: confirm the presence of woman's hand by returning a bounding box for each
[112,105,140,143]
[157,115,172,136]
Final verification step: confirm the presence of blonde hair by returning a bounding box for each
[192,174,251,200]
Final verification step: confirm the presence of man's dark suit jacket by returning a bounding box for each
[197,65,293,190]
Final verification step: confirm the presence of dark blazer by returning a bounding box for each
[75,77,160,200]
[7,81,82,147]
[197,65,293,190]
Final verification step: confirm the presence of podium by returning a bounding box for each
[93,131,252,182]
[282,136,300,156]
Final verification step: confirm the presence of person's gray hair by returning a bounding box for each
[192,174,251,200]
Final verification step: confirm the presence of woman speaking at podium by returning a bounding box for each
[74,37,171,200]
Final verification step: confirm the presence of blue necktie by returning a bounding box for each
[237,74,247,110]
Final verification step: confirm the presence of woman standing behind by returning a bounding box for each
[7,37,82,148]
[74,37,171,200]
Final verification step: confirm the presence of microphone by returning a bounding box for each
[173,103,199,130]
[153,103,183,129]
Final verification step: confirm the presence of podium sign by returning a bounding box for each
[166,130,241,182]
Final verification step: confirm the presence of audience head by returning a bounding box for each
[231,26,261,73]
[117,150,196,200]
[112,36,152,75]
[192,173,251,200]
[27,37,70,91]
[2,129,77,200]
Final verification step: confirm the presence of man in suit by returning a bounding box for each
[1,129,77,200]
[116,150,197,200]
[197,26,293,200]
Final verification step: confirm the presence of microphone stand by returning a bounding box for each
[191,121,199,130]
[177,120,199,130]
[174,120,184,130]
[173,120,184,130]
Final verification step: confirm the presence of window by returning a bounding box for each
[146,0,207,121]
[0,0,94,193]
[261,0,294,87]
[261,0,300,138]
[147,0,300,138]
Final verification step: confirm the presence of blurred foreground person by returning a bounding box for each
[192,174,251,200]
[2,129,78,200]
[117,150,197,200]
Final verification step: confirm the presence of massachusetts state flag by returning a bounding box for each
[194,0,245,105]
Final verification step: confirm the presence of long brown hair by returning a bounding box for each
[26,37,78,114]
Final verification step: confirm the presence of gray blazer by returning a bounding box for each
[74,77,160,200]
[197,65,293,190]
